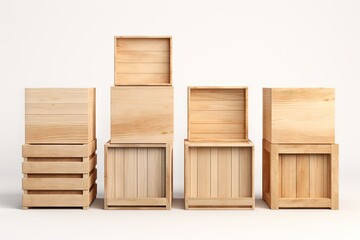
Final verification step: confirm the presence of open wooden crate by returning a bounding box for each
[188,87,248,142]
[25,88,96,144]
[184,141,254,209]
[111,86,173,143]
[104,142,172,210]
[262,139,339,209]
[22,140,97,209]
[114,36,172,86]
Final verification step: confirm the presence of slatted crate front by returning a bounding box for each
[188,87,248,142]
[104,142,172,209]
[114,36,172,86]
[22,140,97,209]
[262,140,339,209]
[184,141,254,209]
[111,86,173,143]
[263,88,335,144]
[25,88,96,144]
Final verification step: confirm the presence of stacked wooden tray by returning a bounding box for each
[104,36,174,210]
[262,88,339,209]
[184,87,255,209]
[22,88,97,209]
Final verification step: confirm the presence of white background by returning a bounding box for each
[1,0,360,239]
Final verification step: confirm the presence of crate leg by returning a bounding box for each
[83,206,89,210]
[270,144,279,210]
[331,144,339,210]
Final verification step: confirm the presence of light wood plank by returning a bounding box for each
[279,198,331,208]
[296,154,310,198]
[116,63,169,74]
[116,51,169,62]
[137,148,148,198]
[231,148,240,197]
[124,148,137,198]
[197,148,211,198]
[189,111,245,124]
[25,88,93,104]
[190,100,245,111]
[310,154,324,198]
[107,198,167,206]
[240,148,252,197]
[190,89,246,101]
[218,148,232,198]
[187,198,253,207]
[116,38,170,52]
[114,148,124,198]
[280,155,297,198]
[148,148,164,198]
[210,148,218,198]
[190,148,198,198]
[115,73,170,85]
[189,123,245,134]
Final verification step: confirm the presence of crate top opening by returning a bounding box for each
[114,36,172,86]
[187,87,248,142]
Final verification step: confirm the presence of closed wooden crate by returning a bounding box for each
[22,140,97,209]
[188,87,248,142]
[263,88,335,144]
[25,88,96,144]
[111,86,173,143]
[104,142,172,209]
[262,139,339,209]
[115,36,172,86]
[184,141,254,209]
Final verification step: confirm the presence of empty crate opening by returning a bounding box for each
[107,147,166,198]
[279,154,331,199]
[189,147,252,198]
[115,38,171,85]
[189,88,246,141]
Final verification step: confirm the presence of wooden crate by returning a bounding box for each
[184,141,254,209]
[188,87,248,142]
[111,86,173,143]
[262,139,339,209]
[115,36,172,86]
[104,142,172,210]
[22,140,97,209]
[263,88,335,144]
[25,88,96,144]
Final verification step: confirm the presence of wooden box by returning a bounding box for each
[262,139,339,209]
[263,88,335,144]
[115,36,172,86]
[184,141,254,209]
[104,142,172,210]
[22,140,97,209]
[188,87,248,142]
[25,88,96,144]
[111,86,173,143]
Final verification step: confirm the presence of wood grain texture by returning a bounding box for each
[104,143,172,210]
[263,88,335,144]
[188,87,248,141]
[115,37,171,85]
[111,86,173,143]
[25,88,96,144]
[184,141,254,209]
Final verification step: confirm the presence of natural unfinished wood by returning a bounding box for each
[115,37,172,86]
[25,88,96,144]
[104,142,172,210]
[184,140,254,209]
[188,87,248,141]
[263,88,335,144]
[111,86,173,143]
[262,139,339,209]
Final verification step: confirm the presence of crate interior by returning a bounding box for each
[115,37,171,85]
[189,88,247,141]
[107,147,166,199]
[188,146,252,198]
[263,149,331,199]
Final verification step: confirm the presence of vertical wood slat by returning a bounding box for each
[124,148,137,198]
[310,154,324,198]
[115,148,124,198]
[190,148,198,198]
[240,148,252,197]
[147,148,163,197]
[218,148,232,198]
[137,148,148,198]
[296,154,310,198]
[210,148,218,198]
[281,155,297,198]
[231,148,240,197]
[197,148,211,198]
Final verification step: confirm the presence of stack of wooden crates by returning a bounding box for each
[22,88,97,209]
[104,36,174,210]
[262,88,339,209]
[184,87,255,209]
